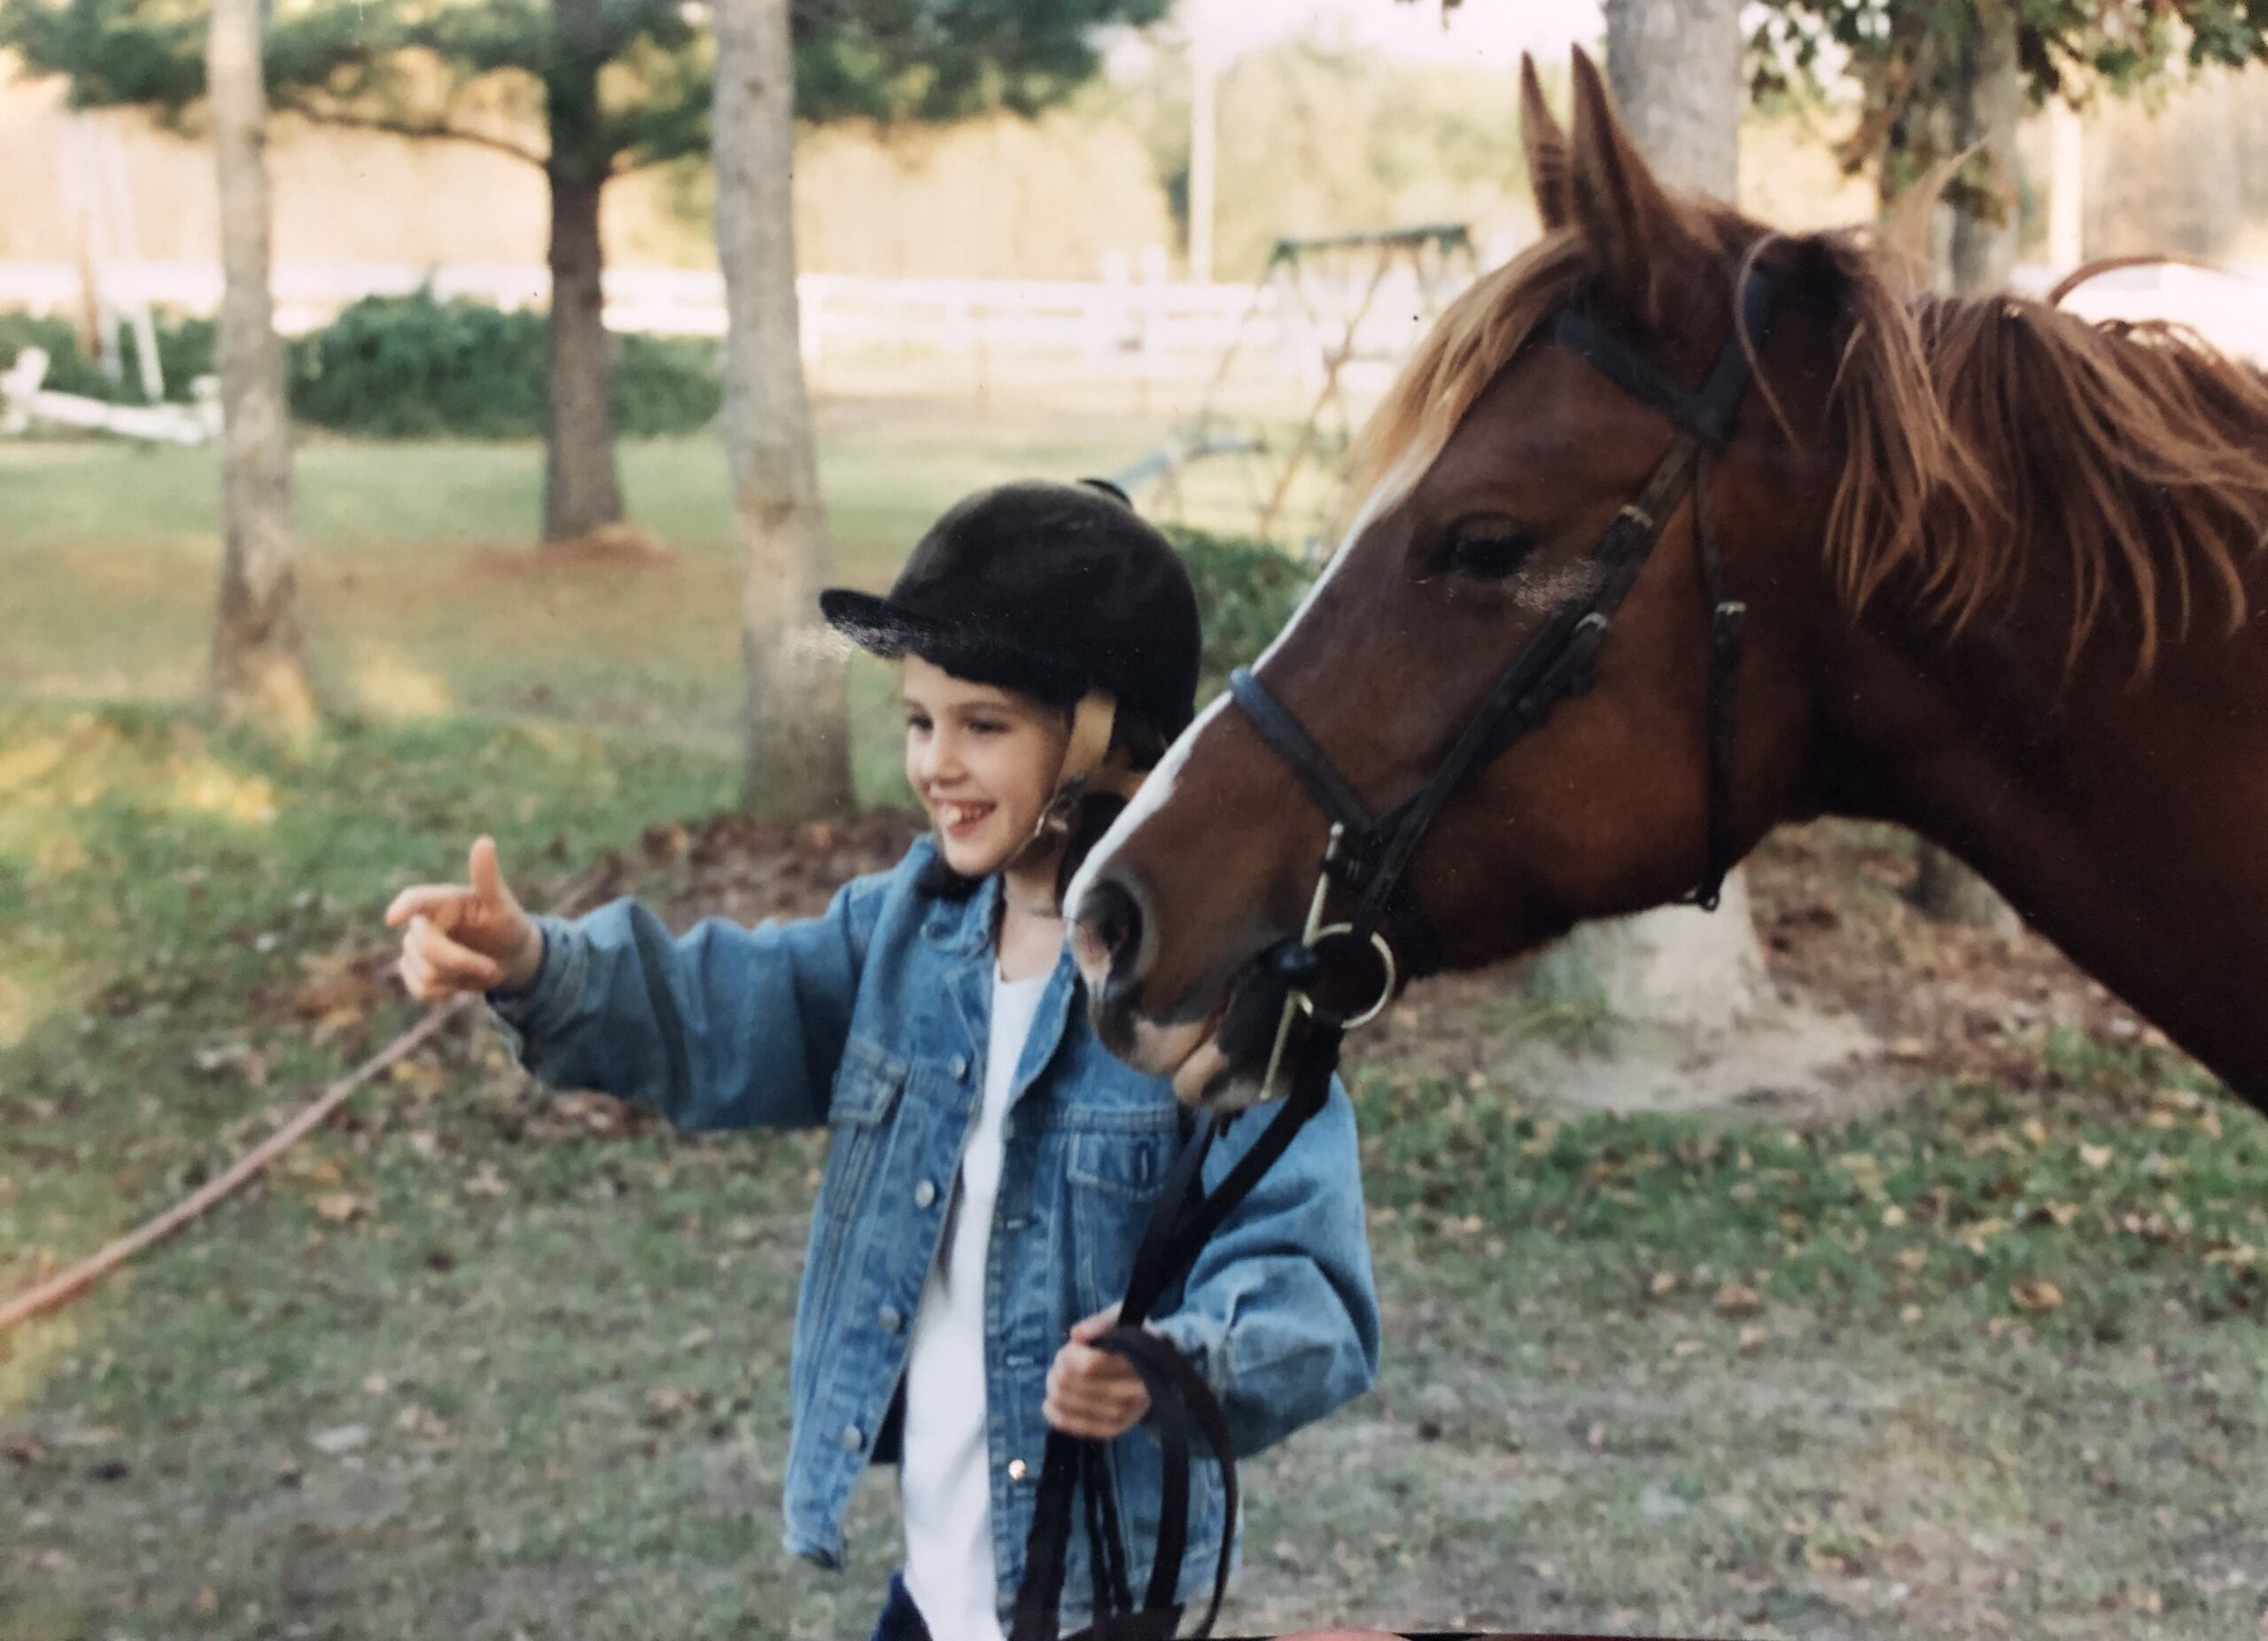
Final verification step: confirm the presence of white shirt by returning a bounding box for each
[900,965,1051,1641]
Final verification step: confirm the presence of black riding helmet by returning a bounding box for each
[819,478,1202,756]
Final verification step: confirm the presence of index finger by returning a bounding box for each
[385,883,470,928]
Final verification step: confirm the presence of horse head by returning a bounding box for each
[1069,51,1868,1101]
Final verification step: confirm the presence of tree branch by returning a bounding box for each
[287,104,547,167]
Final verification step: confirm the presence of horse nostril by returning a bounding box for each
[1073,875,1148,981]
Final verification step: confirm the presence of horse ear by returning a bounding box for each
[1519,54,1572,232]
[1877,147,1969,298]
[1565,47,1691,326]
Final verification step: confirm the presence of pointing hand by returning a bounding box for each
[384,836,543,1002]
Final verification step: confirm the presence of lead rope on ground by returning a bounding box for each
[0,865,614,1337]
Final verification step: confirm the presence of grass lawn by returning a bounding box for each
[4,702,2266,1638]
[0,410,1335,769]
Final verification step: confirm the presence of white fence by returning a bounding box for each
[0,259,1493,402]
[3,256,2263,389]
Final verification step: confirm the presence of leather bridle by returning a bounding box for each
[1231,266,1779,1001]
[1009,269,1780,1641]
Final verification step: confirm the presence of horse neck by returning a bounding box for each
[1810,573,2268,1106]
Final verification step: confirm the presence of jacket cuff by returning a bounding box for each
[1147,1309,1231,1404]
[483,916,581,1055]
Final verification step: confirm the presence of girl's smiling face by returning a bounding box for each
[901,655,1071,879]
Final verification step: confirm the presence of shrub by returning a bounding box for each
[0,311,214,404]
[1168,525,1317,699]
[285,289,721,439]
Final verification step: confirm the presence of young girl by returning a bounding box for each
[385,479,1379,1641]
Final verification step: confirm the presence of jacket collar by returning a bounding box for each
[926,868,1085,1110]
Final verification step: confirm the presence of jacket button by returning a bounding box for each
[913,1179,937,1209]
[1007,1458,1029,1482]
[841,1423,864,1452]
[878,1304,904,1334]
[949,1054,970,1080]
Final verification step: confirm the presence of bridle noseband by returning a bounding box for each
[1231,267,1780,1011]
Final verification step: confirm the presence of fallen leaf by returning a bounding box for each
[2079,1143,2114,1170]
[1649,1271,1679,1296]
[2011,1279,2064,1313]
[310,1424,369,1456]
[312,1192,368,1224]
[1713,1283,1764,1317]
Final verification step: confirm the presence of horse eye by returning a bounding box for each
[1436,518,1536,581]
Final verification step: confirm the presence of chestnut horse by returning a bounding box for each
[1069,51,2268,1111]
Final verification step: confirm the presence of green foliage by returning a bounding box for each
[285,290,719,439]
[0,294,718,436]
[791,0,1171,123]
[0,0,1176,172]
[1748,0,2268,198]
[288,292,546,439]
[1168,525,1316,700]
[0,310,214,404]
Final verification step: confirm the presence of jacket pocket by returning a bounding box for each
[1067,1124,1178,1312]
[1066,1124,1177,1198]
[828,1035,908,1127]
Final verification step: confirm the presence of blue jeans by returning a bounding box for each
[869,1573,932,1641]
[870,1572,1102,1641]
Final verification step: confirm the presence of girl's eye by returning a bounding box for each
[968,718,1006,735]
[905,714,931,734]
[1432,517,1537,581]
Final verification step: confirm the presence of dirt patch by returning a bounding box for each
[469,524,676,572]
[1362,820,2159,1124]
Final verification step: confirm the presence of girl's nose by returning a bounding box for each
[918,728,964,788]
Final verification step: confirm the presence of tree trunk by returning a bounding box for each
[1909,0,2021,929]
[1603,0,1744,200]
[1945,0,2021,297]
[541,165,625,545]
[1528,0,1775,1037]
[206,0,314,732]
[714,0,856,820]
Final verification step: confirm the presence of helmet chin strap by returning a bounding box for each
[1027,690,1145,855]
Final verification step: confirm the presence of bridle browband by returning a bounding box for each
[1231,266,1780,989]
[1007,269,1781,1641]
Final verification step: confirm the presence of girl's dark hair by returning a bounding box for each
[913,697,1173,908]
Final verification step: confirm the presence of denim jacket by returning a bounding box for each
[487,836,1379,1632]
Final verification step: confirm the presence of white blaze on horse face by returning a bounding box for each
[1067,455,1425,955]
[1068,693,1231,923]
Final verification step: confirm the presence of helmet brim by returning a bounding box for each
[818,587,934,657]
[819,587,1088,705]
